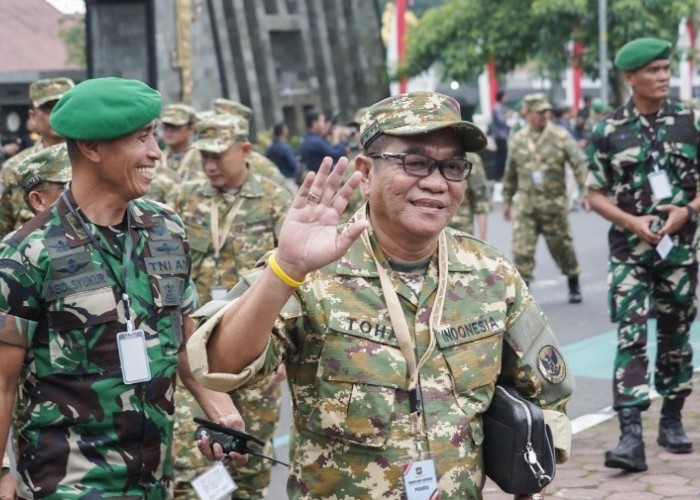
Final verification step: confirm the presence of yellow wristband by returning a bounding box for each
[268,252,305,288]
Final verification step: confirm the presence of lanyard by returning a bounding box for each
[210,196,245,284]
[357,208,448,434]
[61,191,138,331]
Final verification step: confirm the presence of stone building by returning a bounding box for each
[86,0,389,136]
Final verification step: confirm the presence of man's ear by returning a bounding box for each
[354,154,373,197]
[75,140,101,163]
[26,191,43,214]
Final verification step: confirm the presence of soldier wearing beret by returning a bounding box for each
[188,90,574,499]
[0,77,74,237]
[0,77,242,499]
[587,37,697,472]
[502,92,589,303]
[149,103,204,205]
[16,143,71,215]
[171,113,292,499]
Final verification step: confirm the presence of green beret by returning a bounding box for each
[50,77,162,140]
[614,37,672,71]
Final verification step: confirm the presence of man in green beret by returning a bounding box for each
[188,90,573,499]
[587,37,697,472]
[0,77,243,499]
[16,143,71,215]
[0,77,74,237]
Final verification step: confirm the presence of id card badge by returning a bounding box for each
[401,456,439,500]
[656,234,674,259]
[191,461,237,500]
[116,330,152,384]
[210,286,227,301]
[648,169,672,200]
[531,170,544,186]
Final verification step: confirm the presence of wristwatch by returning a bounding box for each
[686,204,698,223]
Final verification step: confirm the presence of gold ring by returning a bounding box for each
[308,192,321,204]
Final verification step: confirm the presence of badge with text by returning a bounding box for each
[401,458,439,500]
[191,461,237,500]
[116,330,152,384]
[531,170,544,186]
[655,234,674,259]
[648,169,672,201]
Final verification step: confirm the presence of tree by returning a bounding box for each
[403,0,697,105]
[58,15,86,67]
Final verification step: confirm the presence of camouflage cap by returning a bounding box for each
[17,143,71,194]
[29,77,75,108]
[614,37,671,71]
[162,103,197,126]
[523,93,552,112]
[192,114,249,153]
[212,98,253,120]
[359,91,487,152]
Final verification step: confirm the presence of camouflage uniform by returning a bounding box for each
[0,78,74,237]
[450,153,490,235]
[188,215,574,499]
[503,115,588,283]
[586,98,700,409]
[171,115,292,499]
[0,192,197,499]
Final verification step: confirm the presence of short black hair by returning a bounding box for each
[272,122,286,138]
[496,90,506,102]
[305,109,322,129]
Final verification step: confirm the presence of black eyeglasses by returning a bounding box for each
[368,152,472,182]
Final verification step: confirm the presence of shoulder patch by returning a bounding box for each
[537,345,567,384]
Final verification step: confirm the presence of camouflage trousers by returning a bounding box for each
[173,377,283,499]
[511,207,580,282]
[608,260,696,409]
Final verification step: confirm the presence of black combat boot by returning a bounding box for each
[657,397,693,453]
[604,407,648,471]
[568,275,582,303]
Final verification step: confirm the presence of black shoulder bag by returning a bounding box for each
[482,385,556,494]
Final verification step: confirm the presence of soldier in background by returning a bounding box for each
[0,77,74,237]
[450,153,490,239]
[211,98,291,192]
[502,93,589,302]
[171,114,292,499]
[16,143,71,215]
[149,103,203,205]
[587,37,698,471]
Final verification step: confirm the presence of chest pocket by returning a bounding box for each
[307,330,406,449]
[46,286,121,375]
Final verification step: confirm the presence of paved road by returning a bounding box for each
[261,201,700,498]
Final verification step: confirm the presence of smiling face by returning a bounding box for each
[93,120,162,201]
[356,129,466,258]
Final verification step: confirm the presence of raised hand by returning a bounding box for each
[274,156,369,279]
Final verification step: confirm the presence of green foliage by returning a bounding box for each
[58,17,86,67]
[404,0,697,98]
[403,0,538,81]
